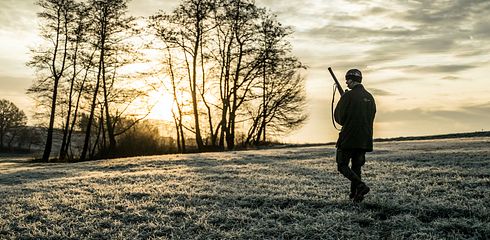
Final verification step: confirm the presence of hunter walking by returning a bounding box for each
[334,69,376,203]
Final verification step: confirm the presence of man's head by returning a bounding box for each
[345,69,362,89]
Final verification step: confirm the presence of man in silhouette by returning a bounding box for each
[334,69,376,203]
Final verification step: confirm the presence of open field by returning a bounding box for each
[0,137,489,239]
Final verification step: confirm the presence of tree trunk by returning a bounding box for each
[59,36,81,160]
[64,51,93,160]
[102,60,116,153]
[173,113,181,153]
[80,75,100,161]
[80,40,104,160]
[0,129,4,148]
[42,6,69,161]
[191,27,204,150]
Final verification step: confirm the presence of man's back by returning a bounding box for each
[334,84,376,151]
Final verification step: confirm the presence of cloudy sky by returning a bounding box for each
[1,0,489,143]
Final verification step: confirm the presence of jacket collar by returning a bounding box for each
[351,83,364,90]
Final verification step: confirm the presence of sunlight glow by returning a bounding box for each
[147,90,174,121]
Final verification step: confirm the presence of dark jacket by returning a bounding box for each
[334,84,376,151]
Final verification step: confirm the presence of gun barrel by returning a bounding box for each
[328,67,344,95]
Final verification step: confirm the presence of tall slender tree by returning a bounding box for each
[164,47,187,153]
[59,2,90,160]
[80,0,139,160]
[28,0,76,161]
[150,0,216,151]
[243,13,307,145]
[215,0,265,149]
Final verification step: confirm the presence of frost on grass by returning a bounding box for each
[0,137,489,239]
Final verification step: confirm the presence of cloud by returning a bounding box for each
[279,0,490,78]
[127,0,179,16]
[369,88,394,96]
[0,75,31,93]
[0,0,37,32]
[302,25,417,41]
[366,6,390,15]
[373,102,490,137]
[377,102,490,124]
[464,102,490,116]
[396,0,490,25]
[473,17,490,38]
[416,65,476,73]
[441,76,460,81]
[237,0,490,78]
[387,0,490,45]
[373,64,476,74]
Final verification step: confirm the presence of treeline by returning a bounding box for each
[28,0,307,161]
[374,131,490,142]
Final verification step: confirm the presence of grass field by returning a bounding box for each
[0,137,489,239]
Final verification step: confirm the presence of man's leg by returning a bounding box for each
[351,151,365,184]
[350,152,363,198]
[352,151,369,202]
[336,149,363,188]
[349,153,359,198]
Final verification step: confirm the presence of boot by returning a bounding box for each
[353,182,370,203]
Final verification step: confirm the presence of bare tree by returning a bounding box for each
[28,0,76,161]
[80,0,141,160]
[164,47,187,153]
[58,2,91,160]
[0,99,27,149]
[247,14,307,145]
[150,0,216,151]
[212,0,265,149]
[245,71,307,145]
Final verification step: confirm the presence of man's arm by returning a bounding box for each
[334,94,348,125]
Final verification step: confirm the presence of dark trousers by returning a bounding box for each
[336,149,366,193]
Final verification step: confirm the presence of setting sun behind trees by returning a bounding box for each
[27,0,307,161]
[117,50,176,122]
[146,91,175,121]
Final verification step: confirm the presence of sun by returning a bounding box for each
[147,90,174,121]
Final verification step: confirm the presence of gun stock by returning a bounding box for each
[328,67,344,95]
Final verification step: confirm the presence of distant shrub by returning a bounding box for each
[112,120,177,158]
[0,99,30,152]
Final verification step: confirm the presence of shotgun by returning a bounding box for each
[328,67,344,96]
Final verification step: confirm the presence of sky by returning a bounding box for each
[1,0,489,143]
